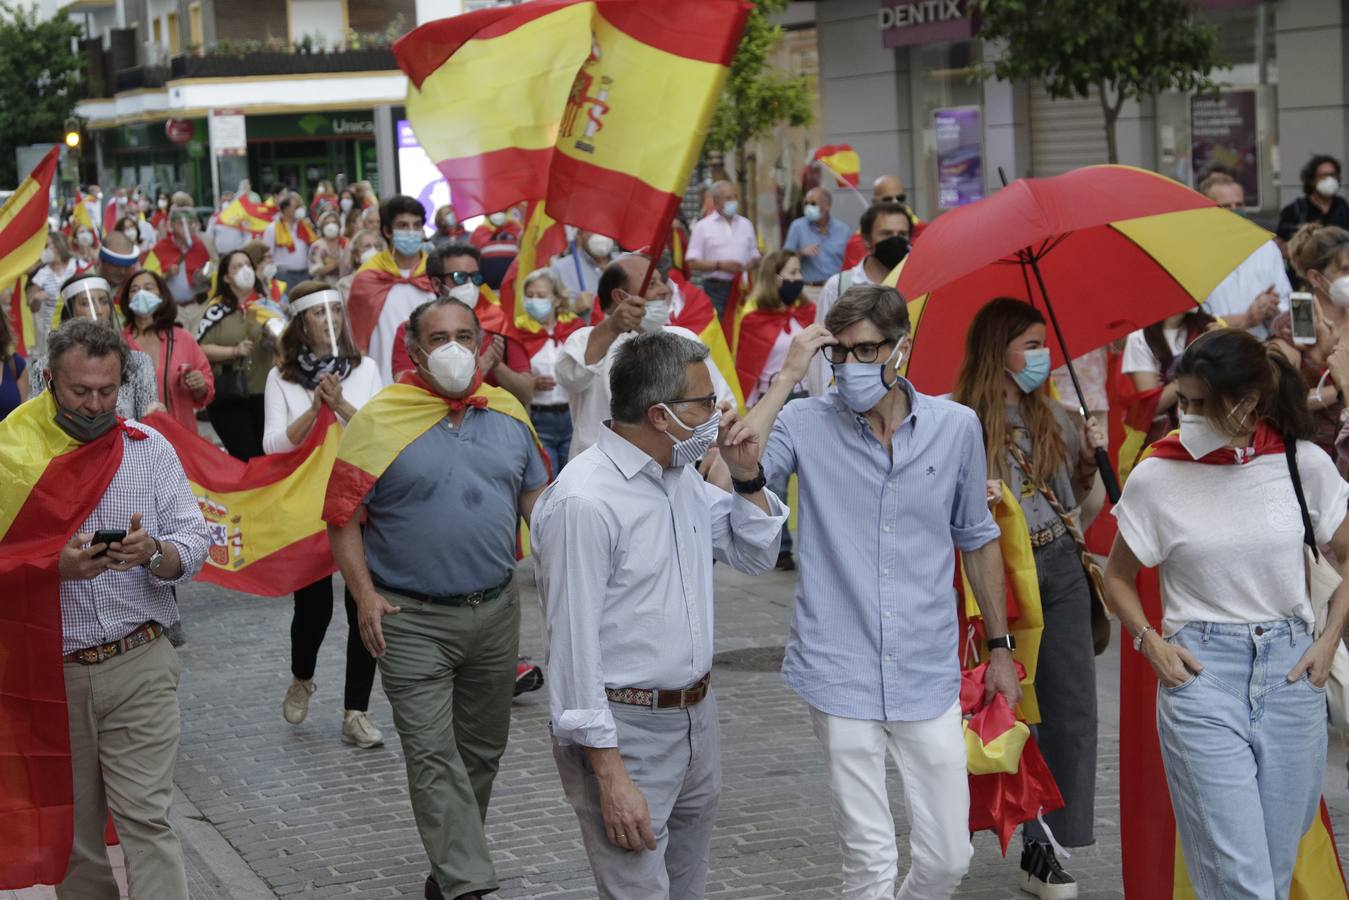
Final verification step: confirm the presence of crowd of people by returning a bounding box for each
[6,152,1349,900]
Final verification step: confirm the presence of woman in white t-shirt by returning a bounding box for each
[262,281,384,751]
[512,268,584,473]
[1120,309,1215,444]
[1105,328,1349,900]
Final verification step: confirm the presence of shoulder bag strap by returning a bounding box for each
[1285,439,1320,558]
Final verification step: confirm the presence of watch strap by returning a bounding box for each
[986,634,1015,652]
[731,463,767,495]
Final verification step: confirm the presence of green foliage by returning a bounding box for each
[971,0,1223,162]
[705,0,814,159]
[0,1,85,185]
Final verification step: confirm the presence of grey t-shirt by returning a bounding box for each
[363,406,548,596]
[1005,403,1081,534]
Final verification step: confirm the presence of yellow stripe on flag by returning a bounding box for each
[1111,206,1270,303]
[0,393,79,540]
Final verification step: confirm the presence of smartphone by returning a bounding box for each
[1290,292,1317,346]
[91,529,126,559]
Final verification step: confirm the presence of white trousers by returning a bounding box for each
[810,700,972,900]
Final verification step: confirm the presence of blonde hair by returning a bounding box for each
[523,268,570,305]
[746,250,798,311]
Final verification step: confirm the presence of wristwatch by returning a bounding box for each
[1132,625,1155,652]
[730,463,767,495]
[145,537,165,573]
[986,634,1016,653]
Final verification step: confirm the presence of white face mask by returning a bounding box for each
[40,248,54,264]
[1178,402,1248,460]
[1317,176,1341,198]
[262,262,277,281]
[322,222,340,239]
[420,340,477,394]
[639,298,670,334]
[123,227,139,243]
[586,235,614,259]
[76,231,94,247]
[358,246,378,265]
[1328,275,1349,309]
[447,281,479,305]
[488,212,508,227]
[340,198,353,212]
[661,403,720,468]
[232,265,256,291]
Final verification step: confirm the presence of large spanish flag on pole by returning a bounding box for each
[0,147,58,296]
[395,0,750,253]
[140,408,341,596]
[0,392,134,888]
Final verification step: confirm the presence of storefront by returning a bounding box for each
[244,111,380,197]
[100,118,212,203]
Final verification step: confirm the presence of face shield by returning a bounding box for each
[59,276,114,327]
[289,289,349,359]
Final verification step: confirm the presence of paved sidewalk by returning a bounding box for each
[10,561,1349,898]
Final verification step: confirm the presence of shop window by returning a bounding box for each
[909,41,983,219]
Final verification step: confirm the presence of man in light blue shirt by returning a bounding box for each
[742,283,1021,900]
[783,186,852,288]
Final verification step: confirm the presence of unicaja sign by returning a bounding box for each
[878,0,974,48]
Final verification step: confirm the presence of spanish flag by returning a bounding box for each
[0,147,58,293]
[272,217,318,252]
[728,294,815,403]
[68,190,97,243]
[0,392,141,888]
[7,276,34,354]
[218,195,277,238]
[813,143,861,188]
[500,202,585,355]
[144,236,211,282]
[667,270,745,411]
[395,0,749,252]
[345,250,434,353]
[324,373,548,529]
[139,408,342,596]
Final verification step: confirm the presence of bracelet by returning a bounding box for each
[1132,624,1155,652]
[730,463,767,495]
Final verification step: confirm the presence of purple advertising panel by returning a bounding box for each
[934,106,983,209]
[1190,90,1259,208]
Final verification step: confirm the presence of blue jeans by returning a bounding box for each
[1157,620,1328,900]
[531,406,572,476]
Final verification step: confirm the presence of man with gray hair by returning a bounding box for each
[324,296,548,900]
[532,330,787,899]
[20,319,210,899]
[685,180,759,316]
[739,283,1020,900]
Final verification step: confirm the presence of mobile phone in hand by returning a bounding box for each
[1290,292,1317,346]
[91,529,127,559]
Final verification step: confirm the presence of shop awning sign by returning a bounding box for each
[879,0,974,48]
[209,109,247,157]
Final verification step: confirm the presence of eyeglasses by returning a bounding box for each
[444,271,485,287]
[822,340,896,364]
[878,194,907,205]
[662,393,718,414]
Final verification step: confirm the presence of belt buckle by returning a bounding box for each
[465,590,484,607]
[649,688,660,710]
[678,689,689,709]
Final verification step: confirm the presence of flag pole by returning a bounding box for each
[814,158,869,209]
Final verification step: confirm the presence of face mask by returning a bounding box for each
[262,262,277,281]
[1317,176,1340,198]
[803,203,821,223]
[1009,347,1052,393]
[420,340,477,393]
[778,279,804,303]
[1178,413,1231,460]
[232,266,256,291]
[40,248,54,264]
[586,234,614,259]
[322,223,340,239]
[340,198,353,212]
[447,281,479,305]
[53,402,119,443]
[660,404,720,468]
[872,235,910,271]
[488,212,508,227]
[640,298,670,334]
[123,228,139,243]
[1329,275,1349,309]
[157,198,168,209]
[76,231,94,247]
[129,289,163,316]
[392,228,423,256]
[721,200,739,219]
[832,343,903,412]
[524,298,554,321]
[294,207,308,221]
[358,246,378,265]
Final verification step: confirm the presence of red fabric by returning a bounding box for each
[122,326,215,434]
[732,301,815,401]
[8,278,25,355]
[390,321,530,385]
[397,369,488,411]
[102,201,119,237]
[667,271,717,335]
[345,264,435,352]
[842,231,867,271]
[893,167,1219,394]
[470,220,522,254]
[1147,420,1285,466]
[0,426,127,888]
[505,316,584,359]
[149,236,210,280]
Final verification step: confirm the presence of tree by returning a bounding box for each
[971,0,1223,164]
[0,2,85,186]
[704,0,813,224]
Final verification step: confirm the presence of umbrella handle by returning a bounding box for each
[1095,447,1121,504]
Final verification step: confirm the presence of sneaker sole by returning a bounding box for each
[1020,873,1078,900]
[282,707,308,725]
[341,732,384,749]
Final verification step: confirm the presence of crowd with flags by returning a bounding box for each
[8,2,1349,900]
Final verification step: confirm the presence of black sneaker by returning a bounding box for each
[775,550,796,571]
[424,876,443,900]
[514,658,544,696]
[1020,839,1077,899]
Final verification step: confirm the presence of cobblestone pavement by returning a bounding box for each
[16,561,1349,899]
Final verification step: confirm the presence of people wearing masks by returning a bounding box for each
[783,186,851,297]
[118,269,214,434]
[145,208,211,305]
[336,230,383,305]
[29,231,80,354]
[509,269,583,472]
[685,180,760,317]
[430,204,469,249]
[840,174,924,270]
[1277,154,1349,244]
[307,211,348,285]
[550,230,615,320]
[1198,173,1289,338]
[1122,309,1218,446]
[263,194,317,292]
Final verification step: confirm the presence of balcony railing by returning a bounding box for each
[85,46,399,99]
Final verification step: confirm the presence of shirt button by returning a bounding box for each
[885,654,894,662]
[884,524,894,533]
[884,611,893,618]
[882,568,891,577]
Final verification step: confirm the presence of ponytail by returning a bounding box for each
[1262,346,1318,442]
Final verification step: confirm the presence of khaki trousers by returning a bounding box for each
[376,581,520,899]
[58,634,186,900]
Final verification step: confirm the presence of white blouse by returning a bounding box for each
[262,357,382,454]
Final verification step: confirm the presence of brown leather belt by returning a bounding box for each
[64,621,163,665]
[1028,519,1067,548]
[606,673,711,710]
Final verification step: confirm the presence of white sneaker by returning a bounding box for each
[341,710,384,749]
[282,677,315,724]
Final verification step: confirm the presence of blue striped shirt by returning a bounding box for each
[762,383,1000,722]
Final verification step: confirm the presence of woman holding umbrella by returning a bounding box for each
[953,297,1106,899]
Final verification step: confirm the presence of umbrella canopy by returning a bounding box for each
[891,165,1273,395]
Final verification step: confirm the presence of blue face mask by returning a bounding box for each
[832,343,903,413]
[722,200,739,219]
[524,298,554,322]
[129,289,163,316]
[391,228,423,256]
[1010,346,1052,393]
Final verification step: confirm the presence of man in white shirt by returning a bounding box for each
[685,181,759,316]
[532,330,786,900]
[556,255,735,460]
[807,202,911,396]
[263,194,314,291]
[550,230,614,318]
[1198,173,1290,339]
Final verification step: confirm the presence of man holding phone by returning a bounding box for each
[43,320,210,899]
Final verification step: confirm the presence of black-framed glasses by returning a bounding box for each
[878,194,907,205]
[822,340,896,365]
[662,393,718,414]
[445,270,485,287]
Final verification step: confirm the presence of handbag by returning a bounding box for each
[1284,440,1349,730]
[1006,440,1112,656]
[212,361,249,403]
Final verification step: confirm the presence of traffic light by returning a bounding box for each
[64,118,80,149]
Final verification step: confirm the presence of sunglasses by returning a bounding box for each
[443,271,485,287]
[878,194,908,205]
